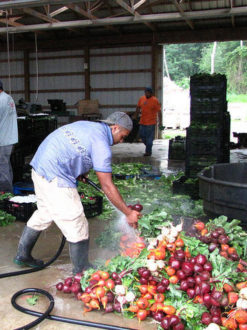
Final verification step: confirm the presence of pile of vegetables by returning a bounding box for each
[56,215,247,329]
[0,192,15,226]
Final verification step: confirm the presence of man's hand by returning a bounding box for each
[126,210,142,229]
[77,173,89,183]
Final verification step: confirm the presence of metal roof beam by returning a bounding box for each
[0,7,247,33]
[116,0,156,31]
[133,0,147,11]
[171,0,194,29]
[0,0,92,10]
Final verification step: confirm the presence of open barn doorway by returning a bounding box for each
[162,41,247,144]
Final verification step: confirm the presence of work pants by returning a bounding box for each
[0,145,13,193]
[139,124,155,154]
[27,169,89,243]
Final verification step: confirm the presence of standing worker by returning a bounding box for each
[14,112,141,274]
[0,80,18,192]
[134,87,161,156]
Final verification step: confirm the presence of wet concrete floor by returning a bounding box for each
[0,139,246,330]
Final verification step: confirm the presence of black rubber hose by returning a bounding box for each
[12,288,135,330]
[0,235,66,278]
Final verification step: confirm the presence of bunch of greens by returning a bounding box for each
[0,209,15,226]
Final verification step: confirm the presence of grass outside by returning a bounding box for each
[227,93,247,103]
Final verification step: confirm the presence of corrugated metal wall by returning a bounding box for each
[90,46,152,118]
[0,45,162,119]
[29,49,85,110]
[0,50,24,101]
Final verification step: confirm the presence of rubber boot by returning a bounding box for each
[69,239,93,275]
[14,225,44,268]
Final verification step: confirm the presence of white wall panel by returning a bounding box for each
[29,49,85,107]
[90,46,153,118]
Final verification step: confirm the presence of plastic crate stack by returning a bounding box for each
[186,74,230,178]
[168,136,186,160]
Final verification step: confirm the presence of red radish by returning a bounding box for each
[132,203,143,212]
[203,262,213,272]
[85,286,92,294]
[104,303,114,313]
[181,262,194,275]
[74,273,83,283]
[111,272,119,280]
[161,316,171,329]
[63,284,71,293]
[201,312,212,325]
[170,259,181,270]
[196,254,207,265]
[169,315,180,326]
[161,278,170,287]
[64,277,73,286]
[194,264,203,273]
[187,277,196,288]
[127,205,133,209]
[186,288,195,299]
[106,291,114,303]
[174,249,186,261]
[212,315,222,325]
[177,270,187,280]
[153,311,164,322]
[156,284,166,293]
[70,282,81,295]
[56,282,64,291]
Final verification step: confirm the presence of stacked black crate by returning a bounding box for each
[186,74,230,178]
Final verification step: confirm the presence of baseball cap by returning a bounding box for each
[100,111,133,131]
[0,80,3,90]
[145,86,153,93]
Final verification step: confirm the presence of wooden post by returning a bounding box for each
[24,49,30,101]
[84,46,90,99]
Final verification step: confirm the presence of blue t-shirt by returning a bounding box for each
[30,121,113,188]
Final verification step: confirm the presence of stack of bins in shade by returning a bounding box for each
[185,74,230,178]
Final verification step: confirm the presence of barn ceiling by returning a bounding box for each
[0,0,246,49]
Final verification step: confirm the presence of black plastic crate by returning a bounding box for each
[82,196,103,218]
[3,199,37,222]
[190,74,227,97]
[172,176,199,200]
[10,148,25,182]
[168,137,186,160]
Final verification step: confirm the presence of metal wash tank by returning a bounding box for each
[198,163,247,223]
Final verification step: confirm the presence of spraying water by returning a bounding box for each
[105,195,139,242]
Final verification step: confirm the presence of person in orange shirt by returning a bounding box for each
[134,87,161,156]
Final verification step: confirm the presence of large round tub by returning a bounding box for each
[198,163,247,222]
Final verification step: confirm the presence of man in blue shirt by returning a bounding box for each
[14,112,141,274]
[0,80,18,192]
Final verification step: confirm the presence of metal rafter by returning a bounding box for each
[116,0,156,31]
[133,0,147,11]
[0,0,92,10]
[171,0,194,29]
[67,3,121,33]
[23,7,60,23]
[0,16,24,27]
[23,7,80,34]
[49,6,69,17]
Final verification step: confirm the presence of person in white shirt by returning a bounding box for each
[0,80,18,192]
